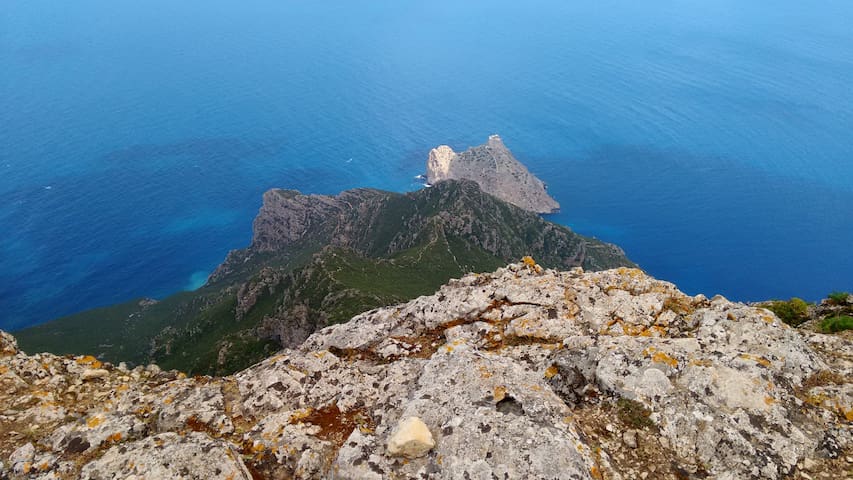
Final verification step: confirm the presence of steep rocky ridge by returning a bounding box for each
[426,135,560,213]
[2,262,850,479]
[16,181,630,375]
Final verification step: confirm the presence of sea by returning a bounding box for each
[2,0,852,330]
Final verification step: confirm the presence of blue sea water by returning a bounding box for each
[2,0,852,330]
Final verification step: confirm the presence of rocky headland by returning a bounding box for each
[16,181,629,376]
[2,261,851,479]
[426,135,560,214]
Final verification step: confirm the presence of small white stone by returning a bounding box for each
[802,457,818,472]
[623,430,638,449]
[9,442,35,465]
[387,417,435,459]
[81,369,109,381]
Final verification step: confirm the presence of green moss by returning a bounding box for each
[759,298,811,327]
[616,398,655,429]
[819,315,853,333]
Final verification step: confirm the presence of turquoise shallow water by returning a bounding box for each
[2,0,852,330]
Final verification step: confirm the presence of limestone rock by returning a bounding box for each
[0,262,851,479]
[81,369,109,381]
[79,432,251,480]
[426,135,560,213]
[386,417,435,458]
[0,330,18,355]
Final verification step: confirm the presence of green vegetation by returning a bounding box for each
[759,297,811,327]
[16,180,634,376]
[819,315,853,334]
[615,398,655,429]
[827,291,850,305]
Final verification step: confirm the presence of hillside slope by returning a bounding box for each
[16,181,631,375]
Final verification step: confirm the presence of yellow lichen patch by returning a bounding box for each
[522,256,537,267]
[22,462,32,475]
[662,296,695,315]
[116,383,130,392]
[135,405,153,416]
[289,408,314,423]
[494,386,507,402]
[163,396,174,405]
[739,354,771,368]
[544,365,559,379]
[652,351,678,368]
[761,315,776,324]
[268,353,288,364]
[622,322,647,337]
[845,409,853,422]
[764,396,776,406]
[689,359,712,367]
[107,432,123,442]
[478,365,493,379]
[590,465,603,480]
[0,365,8,374]
[643,347,678,368]
[76,355,103,369]
[615,267,644,278]
[86,415,103,428]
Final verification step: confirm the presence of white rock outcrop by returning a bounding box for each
[1,261,851,479]
[426,135,561,213]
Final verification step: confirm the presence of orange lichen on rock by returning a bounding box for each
[544,365,559,379]
[86,415,103,428]
[494,386,508,402]
[642,346,679,368]
[739,354,771,367]
[76,355,103,369]
[590,465,603,480]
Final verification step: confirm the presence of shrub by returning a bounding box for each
[827,291,850,305]
[761,298,810,327]
[819,315,853,333]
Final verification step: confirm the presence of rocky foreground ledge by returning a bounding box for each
[1,262,851,479]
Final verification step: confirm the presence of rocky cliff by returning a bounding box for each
[426,135,561,214]
[3,261,851,479]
